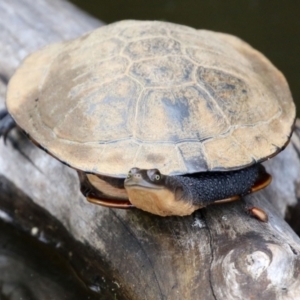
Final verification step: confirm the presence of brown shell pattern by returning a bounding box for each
[6,20,295,177]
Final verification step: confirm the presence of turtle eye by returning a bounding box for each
[127,171,131,178]
[153,169,161,181]
[147,169,162,181]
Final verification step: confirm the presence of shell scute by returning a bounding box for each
[130,56,194,87]
[124,37,182,60]
[54,76,141,143]
[135,86,229,143]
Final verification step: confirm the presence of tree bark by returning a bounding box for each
[0,1,300,299]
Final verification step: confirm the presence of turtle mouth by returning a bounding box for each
[124,178,165,190]
[125,183,165,190]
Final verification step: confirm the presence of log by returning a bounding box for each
[1,1,300,299]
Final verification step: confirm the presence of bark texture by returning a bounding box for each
[0,1,300,299]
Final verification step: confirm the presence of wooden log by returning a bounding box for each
[0,1,300,299]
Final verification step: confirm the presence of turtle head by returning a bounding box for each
[125,167,165,189]
[124,167,199,216]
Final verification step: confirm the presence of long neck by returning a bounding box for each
[167,164,261,206]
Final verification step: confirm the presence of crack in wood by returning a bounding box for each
[0,73,9,85]
[7,135,44,175]
[201,210,217,300]
[110,210,165,299]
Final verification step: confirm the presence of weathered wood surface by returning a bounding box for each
[1,1,300,299]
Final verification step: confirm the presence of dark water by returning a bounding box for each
[70,0,300,115]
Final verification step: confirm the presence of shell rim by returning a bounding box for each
[20,117,295,179]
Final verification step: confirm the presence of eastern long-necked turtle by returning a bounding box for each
[0,20,296,218]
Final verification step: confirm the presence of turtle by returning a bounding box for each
[0,20,295,219]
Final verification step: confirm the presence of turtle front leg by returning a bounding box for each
[212,194,269,222]
[0,109,16,142]
[212,196,268,222]
[246,206,268,222]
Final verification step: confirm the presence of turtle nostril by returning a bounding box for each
[134,174,141,178]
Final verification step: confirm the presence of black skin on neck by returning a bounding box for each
[164,164,262,206]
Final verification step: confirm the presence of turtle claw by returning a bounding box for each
[246,206,268,222]
[0,109,16,143]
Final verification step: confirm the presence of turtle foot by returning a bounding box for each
[0,109,16,143]
[246,206,268,222]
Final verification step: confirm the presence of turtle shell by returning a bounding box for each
[6,20,295,177]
